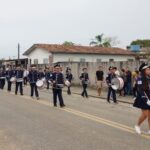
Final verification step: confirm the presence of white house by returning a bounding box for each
[23,44,136,65]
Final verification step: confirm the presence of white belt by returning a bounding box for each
[16,78,23,82]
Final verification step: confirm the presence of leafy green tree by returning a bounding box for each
[130,40,150,48]
[63,41,75,46]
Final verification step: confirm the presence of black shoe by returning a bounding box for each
[54,104,57,107]
[15,93,17,95]
[20,94,24,96]
[81,94,84,97]
[107,100,110,103]
[60,104,66,108]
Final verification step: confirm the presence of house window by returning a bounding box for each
[34,59,38,64]
[96,59,101,62]
[80,58,86,62]
[128,59,133,62]
[109,59,114,62]
[43,58,49,64]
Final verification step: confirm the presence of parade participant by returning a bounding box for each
[106,66,117,103]
[45,67,53,89]
[96,66,104,96]
[0,68,6,90]
[6,66,15,92]
[66,68,73,95]
[113,67,120,76]
[23,68,29,86]
[15,66,24,95]
[28,66,39,100]
[133,63,150,134]
[38,68,45,80]
[52,64,65,107]
[80,67,89,98]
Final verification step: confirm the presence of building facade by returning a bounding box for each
[23,44,136,65]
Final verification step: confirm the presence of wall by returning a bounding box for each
[27,48,51,64]
[59,61,140,87]
[53,53,135,63]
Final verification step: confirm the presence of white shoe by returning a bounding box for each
[148,130,150,134]
[135,125,141,134]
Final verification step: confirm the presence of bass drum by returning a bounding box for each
[36,80,44,89]
[111,77,124,90]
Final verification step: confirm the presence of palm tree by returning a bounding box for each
[90,34,104,47]
[90,34,117,47]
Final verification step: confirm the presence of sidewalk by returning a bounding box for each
[63,86,134,104]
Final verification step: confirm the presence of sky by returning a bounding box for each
[0,0,150,59]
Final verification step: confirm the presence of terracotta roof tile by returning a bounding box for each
[23,44,135,56]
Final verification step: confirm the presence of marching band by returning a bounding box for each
[0,64,71,107]
[0,63,150,134]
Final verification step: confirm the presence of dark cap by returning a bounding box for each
[82,67,87,71]
[139,63,149,72]
[54,64,60,68]
[109,66,113,70]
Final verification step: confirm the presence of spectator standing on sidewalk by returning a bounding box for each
[96,66,104,96]
[132,70,140,98]
[126,67,132,95]
[120,68,127,96]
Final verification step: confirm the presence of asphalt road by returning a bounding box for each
[0,86,150,150]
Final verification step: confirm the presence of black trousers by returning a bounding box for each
[0,79,5,89]
[107,87,117,102]
[30,83,39,97]
[24,77,28,85]
[7,80,12,91]
[81,84,88,97]
[67,86,71,95]
[46,80,50,89]
[15,82,23,94]
[53,88,64,106]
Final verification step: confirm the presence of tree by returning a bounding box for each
[62,41,75,46]
[90,34,119,47]
[90,34,104,47]
[130,40,150,61]
[130,39,150,48]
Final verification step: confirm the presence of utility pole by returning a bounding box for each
[18,43,20,60]
[18,43,20,65]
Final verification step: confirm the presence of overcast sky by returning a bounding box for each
[0,0,150,59]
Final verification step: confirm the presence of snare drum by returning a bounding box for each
[42,77,46,82]
[10,77,16,83]
[36,80,44,89]
[65,80,71,87]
